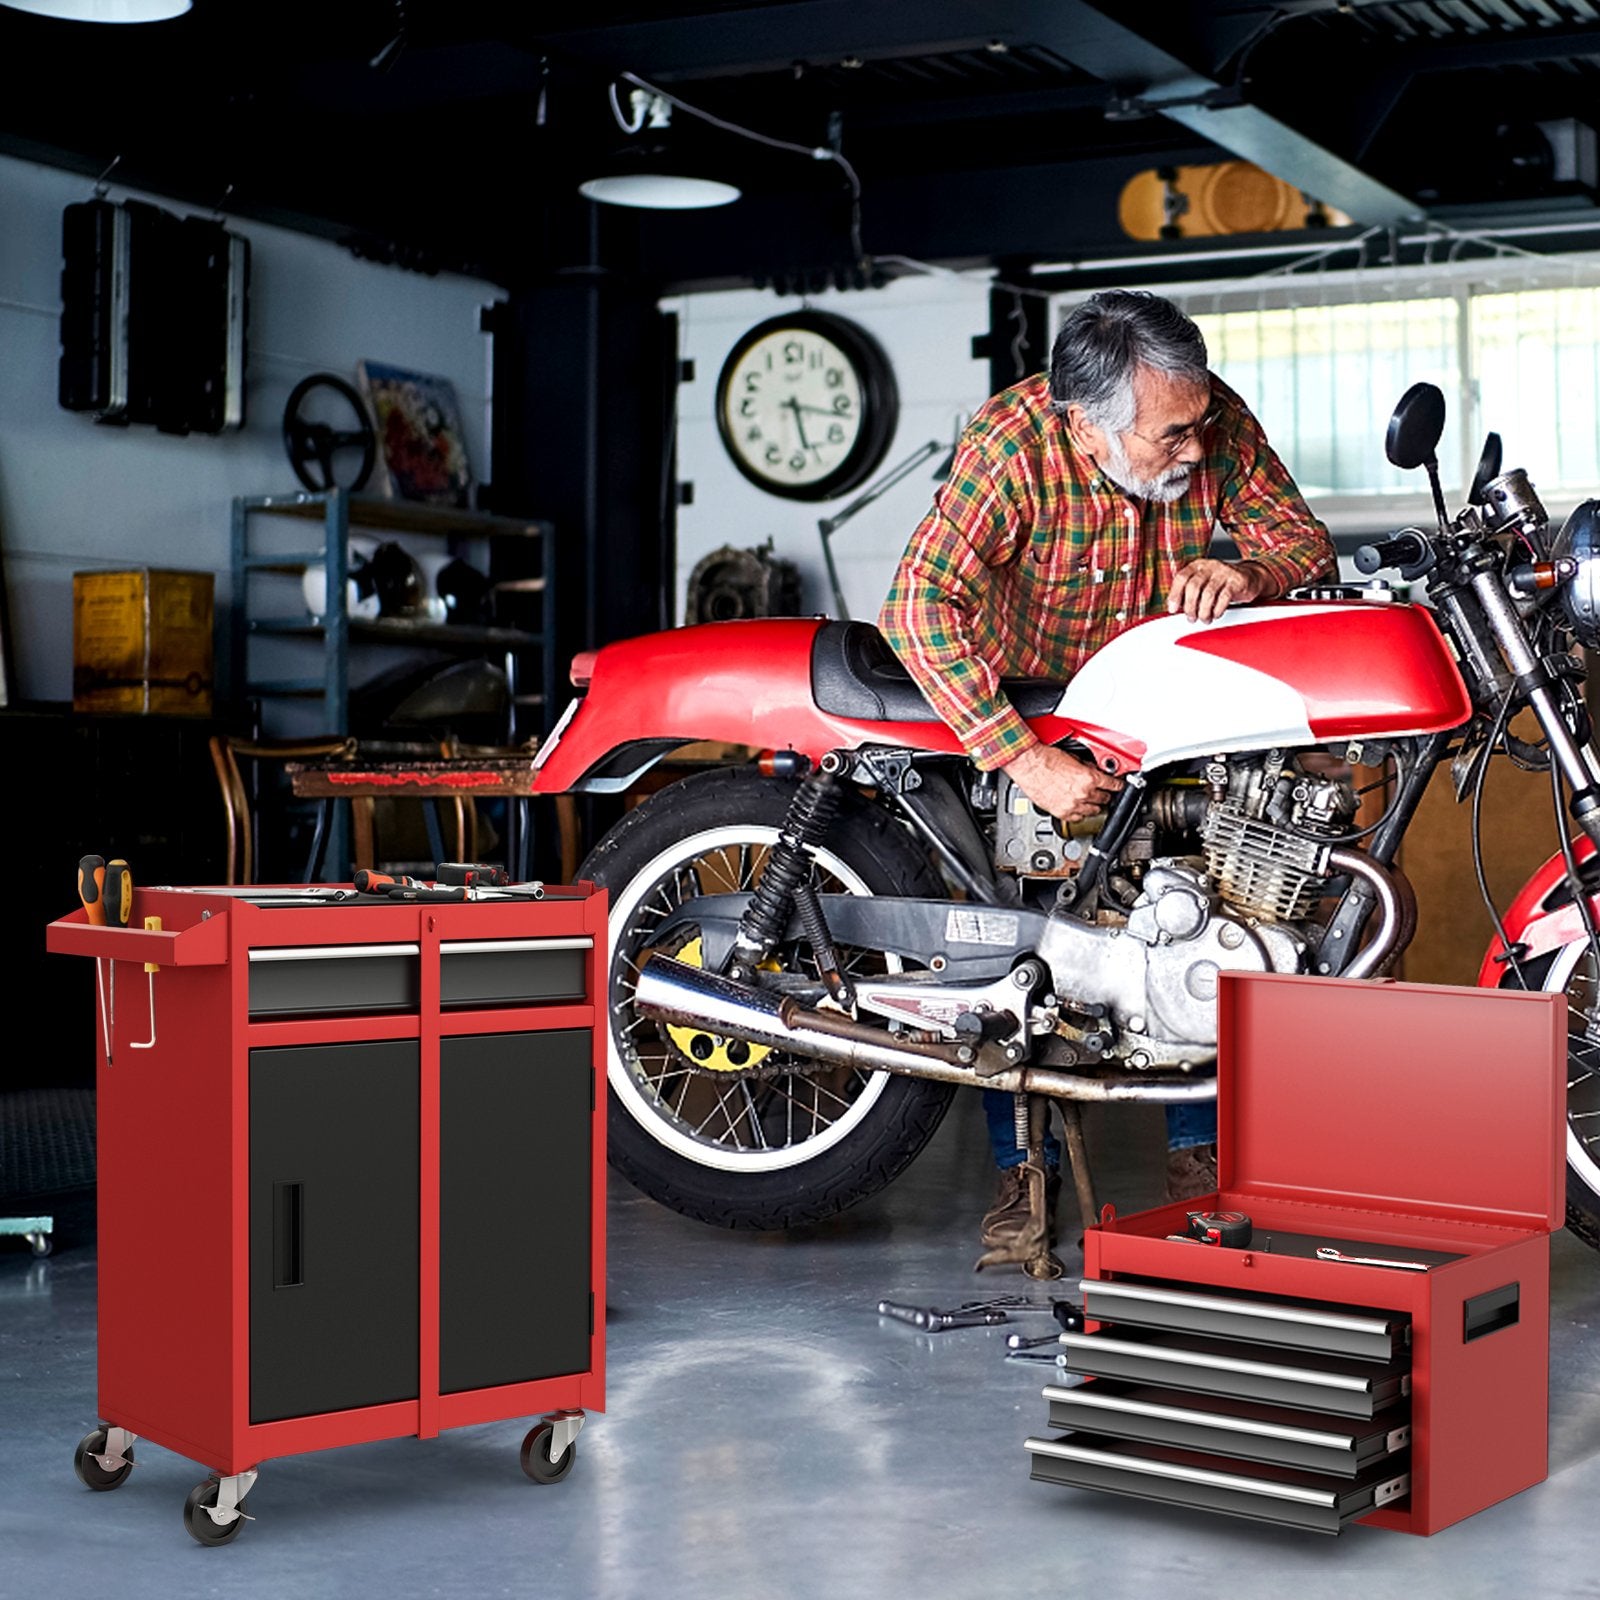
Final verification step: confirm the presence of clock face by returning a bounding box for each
[715,311,898,501]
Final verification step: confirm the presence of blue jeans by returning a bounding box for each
[983,1089,1216,1171]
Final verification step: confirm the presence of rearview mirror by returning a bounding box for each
[1468,433,1504,505]
[1385,383,1447,470]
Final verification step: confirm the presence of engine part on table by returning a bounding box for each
[435,556,493,625]
[282,373,376,492]
[1187,1209,1252,1248]
[685,540,802,624]
[61,196,250,435]
[349,657,511,745]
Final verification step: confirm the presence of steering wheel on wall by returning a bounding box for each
[282,374,378,493]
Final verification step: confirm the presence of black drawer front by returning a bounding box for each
[1044,1381,1411,1477]
[439,939,589,1010]
[1081,1277,1409,1364]
[249,944,419,1017]
[1060,1329,1410,1420]
[1026,1432,1411,1535]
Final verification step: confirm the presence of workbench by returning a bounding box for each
[48,881,607,1544]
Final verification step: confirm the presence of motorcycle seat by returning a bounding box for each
[809,620,1064,724]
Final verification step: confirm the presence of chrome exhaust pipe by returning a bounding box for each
[633,956,1216,1104]
[1325,848,1411,979]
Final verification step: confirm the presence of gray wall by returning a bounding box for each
[664,277,994,627]
[0,153,503,703]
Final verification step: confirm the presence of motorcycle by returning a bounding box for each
[531,381,1600,1271]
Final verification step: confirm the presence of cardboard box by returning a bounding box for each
[73,568,214,716]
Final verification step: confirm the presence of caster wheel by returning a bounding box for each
[184,1480,248,1546]
[27,1233,52,1258]
[520,1422,575,1484]
[73,1428,133,1491]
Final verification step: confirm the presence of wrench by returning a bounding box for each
[1316,1246,1431,1272]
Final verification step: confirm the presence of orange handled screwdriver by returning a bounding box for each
[354,869,423,894]
[104,859,134,928]
[78,855,107,925]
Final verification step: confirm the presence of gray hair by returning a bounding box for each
[1048,290,1209,433]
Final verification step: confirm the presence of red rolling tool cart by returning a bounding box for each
[1026,970,1565,1537]
[48,881,607,1545]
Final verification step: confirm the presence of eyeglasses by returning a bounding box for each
[1124,405,1219,460]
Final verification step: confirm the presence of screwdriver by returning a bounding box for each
[353,869,423,894]
[78,855,107,925]
[104,859,134,928]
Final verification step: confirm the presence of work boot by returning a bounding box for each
[980,1164,1062,1250]
[1165,1142,1218,1204]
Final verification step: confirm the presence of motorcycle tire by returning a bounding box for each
[584,764,957,1231]
[1499,942,1600,1253]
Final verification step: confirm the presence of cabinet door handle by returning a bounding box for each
[274,1181,304,1288]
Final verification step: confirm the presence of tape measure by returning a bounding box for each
[1186,1209,1253,1248]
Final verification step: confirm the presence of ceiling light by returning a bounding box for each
[0,0,190,18]
[579,87,741,211]
[578,173,740,210]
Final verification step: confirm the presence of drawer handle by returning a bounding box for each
[1040,1383,1352,1450]
[273,1181,304,1289]
[1062,1332,1372,1392]
[1464,1282,1519,1343]
[250,944,421,963]
[1023,1437,1336,1508]
[1080,1277,1400,1338]
[440,938,594,956]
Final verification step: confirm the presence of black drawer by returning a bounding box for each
[1025,1431,1411,1535]
[1059,1329,1410,1419]
[439,937,590,1009]
[1044,1380,1411,1477]
[1081,1277,1410,1363]
[248,943,419,1017]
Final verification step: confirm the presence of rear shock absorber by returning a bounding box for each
[726,757,846,983]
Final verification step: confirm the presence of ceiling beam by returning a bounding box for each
[983,0,1423,225]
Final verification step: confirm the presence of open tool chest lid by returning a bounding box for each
[1216,971,1566,1233]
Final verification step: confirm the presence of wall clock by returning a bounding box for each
[714,310,898,501]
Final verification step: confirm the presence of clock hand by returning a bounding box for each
[782,396,814,451]
[792,401,851,418]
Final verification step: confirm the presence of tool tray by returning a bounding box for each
[1025,971,1566,1537]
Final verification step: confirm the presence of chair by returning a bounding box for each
[208,734,357,885]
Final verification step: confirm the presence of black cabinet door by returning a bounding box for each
[440,1030,591,1393]
[250,1040,419,1423]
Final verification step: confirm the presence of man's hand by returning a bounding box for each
[1166,558,1275,623]
[1003,742,1123,824]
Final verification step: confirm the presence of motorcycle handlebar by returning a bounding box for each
[1354,530,1433,577]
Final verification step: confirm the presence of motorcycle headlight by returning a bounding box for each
[1554,499,1600,650]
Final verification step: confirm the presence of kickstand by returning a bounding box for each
[974,1092,1065,1280]
[1057,1100,1097,1243]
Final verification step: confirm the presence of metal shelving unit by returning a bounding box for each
[229,488,556,875]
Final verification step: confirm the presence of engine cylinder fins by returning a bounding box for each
[1201,802,1330,923]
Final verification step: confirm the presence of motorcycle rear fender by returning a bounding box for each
[1477,835,1600,983]
[530,618,1138,794]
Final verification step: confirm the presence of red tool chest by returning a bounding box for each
[47,882,607,1544]
[1026,970,1566,1537]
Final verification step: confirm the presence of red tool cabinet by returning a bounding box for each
[1026,970,1566,1537]
[47,882,607,1544]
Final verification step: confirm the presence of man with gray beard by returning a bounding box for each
[879,289,1334,1254]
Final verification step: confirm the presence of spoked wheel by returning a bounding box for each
[585,767,955,1230]
[1506,939,1600,1251]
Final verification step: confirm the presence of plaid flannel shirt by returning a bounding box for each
[878,372,1335,770]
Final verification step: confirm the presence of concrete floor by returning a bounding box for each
[6,1093,1600,1600]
